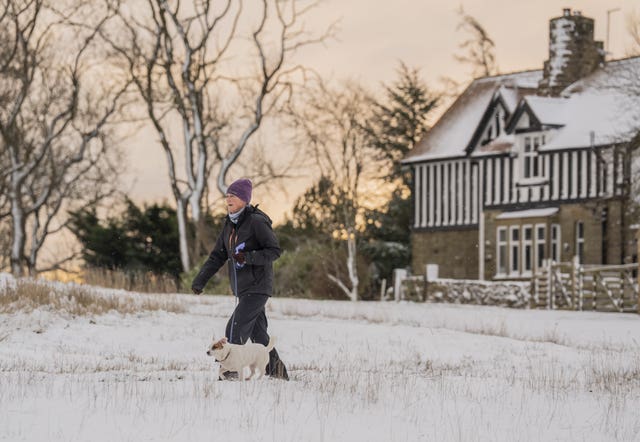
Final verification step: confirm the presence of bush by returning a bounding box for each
[274,240,373,300]
[179,257,231,295]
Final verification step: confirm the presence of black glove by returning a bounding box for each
[192,287,203,295]
[232,251,246,265]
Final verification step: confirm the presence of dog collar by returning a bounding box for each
[215,350,231,363]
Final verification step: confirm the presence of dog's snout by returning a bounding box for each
[206,350,211,356]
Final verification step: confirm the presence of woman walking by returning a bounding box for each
[191,178,289,380]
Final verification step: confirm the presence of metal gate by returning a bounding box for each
[532,258,639,312]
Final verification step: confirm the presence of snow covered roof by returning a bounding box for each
[472,133,515,156]
[403,56,640,164]
[403,70,542,163]
[522,96,568,126]
[540,57,640,150]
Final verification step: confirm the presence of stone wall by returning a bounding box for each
[402,277,530,308]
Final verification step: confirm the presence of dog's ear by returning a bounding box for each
[221,337,228,343]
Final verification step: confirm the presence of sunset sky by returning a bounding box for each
[123,0,640,222]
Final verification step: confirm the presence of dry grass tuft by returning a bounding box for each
[82,267,178,294]
[0,279,186,316]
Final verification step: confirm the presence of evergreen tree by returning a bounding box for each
[69,200,183,279]
[367,62,439,184]
[363,63,439,286]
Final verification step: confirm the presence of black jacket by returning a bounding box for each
[192,205,281,296]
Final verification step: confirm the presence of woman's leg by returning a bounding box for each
[250,307,289,380]
[225,294,269,344]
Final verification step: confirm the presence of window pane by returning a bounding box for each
[499,245,507,274]
[525,245,532,271]
[525,137,531,152]
[537,244,545,267]
[524,227,532,240]
[512,228,519,241]
[524,157,530,178]
[537,226,545,240]
[499,229,507,242]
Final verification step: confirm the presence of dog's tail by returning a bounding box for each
[265,336,276,352]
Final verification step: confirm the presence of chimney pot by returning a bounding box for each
[574,10,582,16]
[563,8,571,16]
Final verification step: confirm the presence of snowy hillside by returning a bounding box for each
[1,275,640,441]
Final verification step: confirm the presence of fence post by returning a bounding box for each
[637,230,640,314]
[380,278,387,301]
[393,268,408,302]
[571,256,579,309]
[548,260,554,310]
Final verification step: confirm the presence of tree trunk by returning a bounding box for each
[9,193,25,277]
[176,198,191,273]
[327,231,359,301]
[346,231,359,301]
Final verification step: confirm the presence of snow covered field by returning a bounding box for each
[1,276,640,441]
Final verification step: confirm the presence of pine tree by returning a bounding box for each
[367,62,438,184]
[68,200,183,280]
[363,63,439,287]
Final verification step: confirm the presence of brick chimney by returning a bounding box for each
[538,8,605,96]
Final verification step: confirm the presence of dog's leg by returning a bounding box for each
[218,366,226,380]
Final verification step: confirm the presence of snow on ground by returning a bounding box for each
[1,280,640,441]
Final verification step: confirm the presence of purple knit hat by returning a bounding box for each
[227,178,252,204]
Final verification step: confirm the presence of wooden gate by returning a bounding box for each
[532,258,639,312]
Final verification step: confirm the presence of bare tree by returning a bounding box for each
[627,10,640,56]
[104,0,334,272]
[290,80,375,301]
[0,0,130,276]
[454,7,499,78]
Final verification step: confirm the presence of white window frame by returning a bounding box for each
[575,221,584,264]
[551,224,561,263]
[496,226,508,277]
[520,133,547,183]
[522,224,533,276]
[535,224,546,270]
[509,226,520,276]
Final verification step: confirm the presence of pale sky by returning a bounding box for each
[123,0,640,222]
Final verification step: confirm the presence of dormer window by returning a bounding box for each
[480,106,506,146]
[523,134,546,179]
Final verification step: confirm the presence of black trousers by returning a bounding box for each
[225,294,287,377]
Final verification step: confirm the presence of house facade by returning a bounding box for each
[403,9,640,281]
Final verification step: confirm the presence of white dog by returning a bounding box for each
[207,336,275,381]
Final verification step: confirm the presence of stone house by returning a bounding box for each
[402,9,640,281]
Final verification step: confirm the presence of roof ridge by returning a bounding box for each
[474,67,543,83]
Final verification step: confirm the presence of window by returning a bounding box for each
[497,227,508,275]
[535,224,546,269]
[576,221,584,263]
[510,226,520,275]
[522,134,545,179]
[551,224,561,262]
[522,225,533,274]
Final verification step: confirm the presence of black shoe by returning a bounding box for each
[218,371,238,381]
[268,360,289,381]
